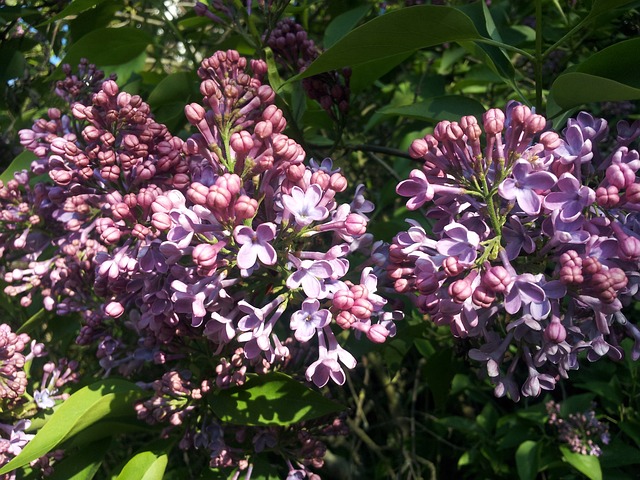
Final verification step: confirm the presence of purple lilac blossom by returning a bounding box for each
[392,101,640,400]
[2,50,403,475]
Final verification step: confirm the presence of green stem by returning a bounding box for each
[474,38,535,61]
[535,0,543,113]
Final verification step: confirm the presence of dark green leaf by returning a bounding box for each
[457,2,515,82]
[46,438,111,480]
[560,446,602,480]
[292,6,482,80]
[377,95,485,123]
[0,151,37,183]
[549,38,640,110]
[210,372,344,426]
[587,0,639,19]
[147,71,199,109]
[516,440,539,480]
[599,440,640,468]
[146,71,199,130]
[0,379,144,474]
[422,347,455,411]
[43,0,108,24]
[323,5,371,49]
[54,27,153,78]
[350,51,413,93]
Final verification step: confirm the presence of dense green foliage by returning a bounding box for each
[2,0,640,479]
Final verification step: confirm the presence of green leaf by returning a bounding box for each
[457,2,515,82]
[350,51,414,93]
[47,438,111,480]
[323,5,371,49]
[264,47,284,93]
[377,95,485,123]
[422,347,455,411]
[43,0,108,24]
[16,308,46,335]
[549,38,640,110]
[210,372,344,426]
[54,27,153,77]
[104,51,147,86]
[115,449,168,480]
[587,0,639,19]
[0,151,37,183]
[0,379,144,474]
[516,440,539,480]
[292,6,482,80]
[560,446,602,480]
[146,71,199,130]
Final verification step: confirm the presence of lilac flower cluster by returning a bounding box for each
[390,102,640,400]
[0,322,71,475]
[267,19,351,121]
[547,401,610,456]
[3,50,401,475]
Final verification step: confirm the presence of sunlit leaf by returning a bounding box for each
[0,151,37,183]
[115,448,169,480]
[560,446,602,480]
[54,27,153,77]
[0,379,144,474]
[516,440,539,480]
[292,6,483,80]
[210,372,344,426]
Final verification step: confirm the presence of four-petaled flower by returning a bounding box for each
[290,299,331,342]
[282,184,329,226]
[233,223,278,270]
[499,160,556,215]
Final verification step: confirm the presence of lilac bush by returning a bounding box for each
[0,50,401,475]
[391,102,640,400]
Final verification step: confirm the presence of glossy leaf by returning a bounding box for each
[0,151,37,183]
[115,449,169,480]
[377,95,486,123]
[549,38,640,110]
[146,71,199,129]
[292,6,483,80]
[516,440,539,480]
[560,446,602,480]
[54,27,153,77]
[43,0,108,24]
[323,5,371,49]
[457,2,515,82]
[210,372,344,426]
[0,379,144,474]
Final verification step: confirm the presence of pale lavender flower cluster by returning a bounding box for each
[547,401,610,456]
[390,101,640,400]
[0,323,67,475]
[2,50,400,475]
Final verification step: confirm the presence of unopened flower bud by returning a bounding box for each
[367,324,389,343]
[544,319,566,343]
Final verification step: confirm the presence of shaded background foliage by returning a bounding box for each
[2,0,640,479]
